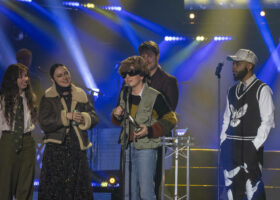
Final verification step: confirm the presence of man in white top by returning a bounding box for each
[220,49,275,200]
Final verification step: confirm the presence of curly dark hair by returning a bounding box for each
[0,63,37,128]
[118,56,149,82]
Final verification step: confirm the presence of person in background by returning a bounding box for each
[38,64,98,200]
[220,49,275,200]
[138,41,179,199]
[16,48,43,106]
[0,63,37,200]
[138,41,179,111]
[16,48,32,68]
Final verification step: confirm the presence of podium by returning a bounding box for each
[160,133,194,200]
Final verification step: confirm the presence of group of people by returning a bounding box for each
[0,41,275,200]
[0,50,98,200]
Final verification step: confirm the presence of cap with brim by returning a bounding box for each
[227,49,258,65]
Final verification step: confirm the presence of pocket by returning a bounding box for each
[136,108,151,125]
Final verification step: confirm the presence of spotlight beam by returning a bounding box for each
[0,3,55,50]
[174,40,222,82]
[249,0,280,71]
[162,41,199,72]
[119,10,175,36]
[47,0,98,90]
[0,11,16,67]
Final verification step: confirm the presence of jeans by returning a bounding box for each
[124,143,157,200]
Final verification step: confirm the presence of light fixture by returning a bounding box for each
[107,176,118,186]
[175,128,189,137]
[196,36,205,41]
[213,36,233,41]
[164,36,186,42]
[260,10,266,17]
[100,181,108,187]
[17,0,32,2]
[62,1,80,7]
[83,3,95,8]
[102,6,122,11]
[189,13,195,19]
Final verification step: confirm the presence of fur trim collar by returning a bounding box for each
[45,83,88,103]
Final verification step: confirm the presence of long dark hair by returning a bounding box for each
[0,63,37,128]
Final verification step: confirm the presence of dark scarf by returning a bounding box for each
[55,82,72,110]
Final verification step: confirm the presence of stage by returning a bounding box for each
[1,0,280,199]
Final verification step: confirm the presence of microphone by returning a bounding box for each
[124,83,132,93]
[128,115,142,133]
[215,62,224,79]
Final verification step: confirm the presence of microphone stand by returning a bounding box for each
[120,86,131,200]
[215,62,223,200]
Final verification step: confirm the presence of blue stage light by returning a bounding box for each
[249,0,280,71]
[102,6,122,11]
[62,1,80,7]
[46,1,98,90]
[17,0,32,2]
[34,179,39,186]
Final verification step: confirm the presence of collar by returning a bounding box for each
[240,74,256,88]
[19,92,26,98]
[45,83,88,103]
[134,84,145,97]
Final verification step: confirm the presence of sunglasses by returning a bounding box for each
[121,70,141,78]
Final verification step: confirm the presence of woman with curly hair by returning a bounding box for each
[38,64,98,200]
[0,63,37,200]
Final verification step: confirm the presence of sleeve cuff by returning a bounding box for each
[252,140,262,151]
[61,110,70,126]
[79,112,91,130]
[111,114,122,126]
[147,126,153,138]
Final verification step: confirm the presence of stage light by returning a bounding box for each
[62,1,80,7]
[100,181,108,187]
[189,13,195,19]
[175,128,189,137]
[108,176,118,185]
[102,6,122,11]
[213,36,233,41]
[17,0,32,2]
[83,3,95,8]
[164,36,186,42]
[196,36,205,41]
[249,1,280,71]
[34,179,39,186]
[260,10,266,17]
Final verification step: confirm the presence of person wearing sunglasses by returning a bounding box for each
[111,56,177,200]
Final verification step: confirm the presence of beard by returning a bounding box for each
[233,68,248,81]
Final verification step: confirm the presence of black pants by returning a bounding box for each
[220,139,265,200]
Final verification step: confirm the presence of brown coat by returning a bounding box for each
[39,84,98,150]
